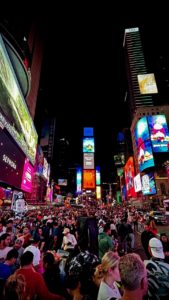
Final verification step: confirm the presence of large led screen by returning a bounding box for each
[0,35,38,165]
[0,127,25,189]
[83,138,95,153]
[124,157,137,198]
[83,170,96,189]
[148,115,169,152]
[138,73,158,94]
[134,117,154,172]
[134,173,142,192]
[96,166,101,185]
[83,153,94,169]
[84,127,94,137]
[114,153,125,166]
[21,158,34,193]
[141,173,156,195]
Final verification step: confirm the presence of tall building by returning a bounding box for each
[123,27,154,117]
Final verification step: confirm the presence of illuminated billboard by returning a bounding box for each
[96,186,101,199]
[134,117,154,172]
[83,153,94,169]
[117,168,123,177]
[114,153,125,166]
[58,179,67,186]
[134,173,142,192]
[138,73,158,94]
[42,158,48,180]
[0,35,38,165]
[124,157,137,198]
[0,127,25,189]
[141,173,156,195]
[21,158,34,193]
[96,166,101,185]
[84,127,94,137]
[83,170,96,189]
[148,115,169,152]
[83,138,95,153]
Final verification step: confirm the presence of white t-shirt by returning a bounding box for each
[24,245,40,266]
[97,280,121,300]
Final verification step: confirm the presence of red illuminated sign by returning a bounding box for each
[83,170,96,189]
[124,157,137,198]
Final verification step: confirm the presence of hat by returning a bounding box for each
[63,228,70,234]
[149,238,165,259]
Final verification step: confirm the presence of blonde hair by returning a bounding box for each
[101,251,119,274]
[4,274,25,300]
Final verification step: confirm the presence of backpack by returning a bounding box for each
[146,260,169,299]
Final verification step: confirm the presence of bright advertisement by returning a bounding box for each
[134,117,155,172]
[0,35,38,165]
[137,73,158,94]
[148,115,169,152]
[96,186,101,199]
[114,153,125,166]
[124,157,137,198]
[83,170,96,189]
[76,168,82,192]
[134,173,142,192]
[43,158,48,180]
[83,127,94,137]
[83,138,95,153]
[21,159,34,193]
[96,166,101,185]
[83,153,94,169]
[141,173,156,195]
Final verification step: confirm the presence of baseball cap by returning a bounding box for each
[149,238,165,259]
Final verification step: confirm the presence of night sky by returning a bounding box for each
[1,4,169,181]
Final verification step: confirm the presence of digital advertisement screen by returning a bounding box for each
[76,168,82,185]
[134,117,155,172]
[83,138,95,153]
[114,153,125,166]
[134,173,142,192]
[83,127,94,137]
[96,166,101,185]
[58,179,68,186]
[117,168,124,177]
[21,158,34,193]
[42,158,48,180]
[83,170,96,189]
[137,73,158,94]
[36,145,44,175]
[83,153,94,169]
[148,115,169,152]
[96,186,101,199]
[141,173,156,195]
[0,35,38,165]
[124,157,137,198]
[0,127,25,189]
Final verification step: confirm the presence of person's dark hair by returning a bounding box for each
[0,233,10,242]
[65,274,79,290]
[43,252,55,267]
[20,251,33,267]
[6,249,18,260]
[103,223,110,233]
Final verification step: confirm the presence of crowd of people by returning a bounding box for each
[0,203,169,299]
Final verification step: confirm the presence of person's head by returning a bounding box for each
[14,239,23,250]
[0,233,11,247]
[101,251,120,282]
[43,252,55,269]
[20,251,33,267]
[4,274,25,300]
[160,233,168,243]
[149,237,165,259]
[91,263,103,287]
[6,249,18,265]
[63,227,70,235]
[119,253,147,296]
[103,223,111,235]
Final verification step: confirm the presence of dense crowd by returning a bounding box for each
[0,204,169,300]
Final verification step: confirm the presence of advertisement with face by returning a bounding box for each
[148,115,169,152]
[134,117,155,172]
[0,127,25,189]
[0,35,38,165]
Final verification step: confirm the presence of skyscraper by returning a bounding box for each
[123,27,154,117]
